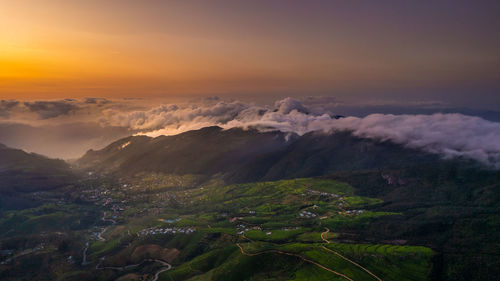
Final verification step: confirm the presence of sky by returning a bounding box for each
[1,0,500,108]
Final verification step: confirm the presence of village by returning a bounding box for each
[138,226,195,237]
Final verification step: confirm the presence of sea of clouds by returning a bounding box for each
[99,97,500,167]
[1,97,500,166]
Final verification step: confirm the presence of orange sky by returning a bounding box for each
[1,0,499,106]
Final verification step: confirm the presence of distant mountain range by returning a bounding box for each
[1,125,479,193]
[76,126,444,183]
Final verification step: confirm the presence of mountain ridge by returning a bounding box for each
[75,126,447,183]
[0,143,74,193]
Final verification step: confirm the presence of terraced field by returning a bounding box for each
[117,178,433,281]
[1,177,434,280]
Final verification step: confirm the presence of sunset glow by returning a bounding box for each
[1,0,498,105]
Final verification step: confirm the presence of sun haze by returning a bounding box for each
[1,0,499,107]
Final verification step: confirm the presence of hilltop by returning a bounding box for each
[75,126,442,183]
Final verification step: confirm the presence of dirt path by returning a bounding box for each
[0,245,45,265]
[321,228,383,281]
[81,242,90,266]
[97,212,117,241]
[96,227,108,241]
[96,257,172,280]
[82,211,117,264]
[90,211,173,279]
[236,243,353,281]
[151,260,172,281]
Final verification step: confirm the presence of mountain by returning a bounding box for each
[237,130,442,182]
[0,143,74,193]
[76,126,293,179]
[3,128,499,280]
[72,127,498,280]
[76,126,442,183]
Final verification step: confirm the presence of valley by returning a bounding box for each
[0,129,498,280]
[0,175,435,281]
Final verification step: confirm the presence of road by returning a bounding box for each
[0,245,45,265]
[87,212,173,280]
[151,260,173,281]
[97,212,117,241]
[82,212,117,263]
[321,228,383,281]
[235,228,384,281]
[96,257,172,280]
[236,243,353,281]
[81,242,90,266]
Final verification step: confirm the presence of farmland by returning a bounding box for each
[0,173,456,281]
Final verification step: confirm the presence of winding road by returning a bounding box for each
[97,212,117,241]
[82,212,116,264]
[235,227,384,281]
[321,228,383,281]
[96,257,172,281]
[81,242,90,266]
[236,243,354,281]
[151,260,173,281]
[82,212,173,280]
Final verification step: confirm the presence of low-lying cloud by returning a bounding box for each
[2,97,500,166]
[101,97,500,167]
[0,98,136,158]
[332,114,500,167]
[23,100,79,119]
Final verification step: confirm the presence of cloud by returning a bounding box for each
[0,98,139,158]
[274,97,309,114]
[0,100,20,118]
[2,97,500,166]
[84,97,111,105]
[331,114,500,167]
[100,97,500,167]
[23,100,80,119]
[100,99,251,133]
[0,122,131,159]
[0,98,145,124]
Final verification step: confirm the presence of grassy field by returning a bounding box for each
[151,178,434,280]
[0,177,435,281]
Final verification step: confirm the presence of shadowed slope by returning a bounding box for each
[0,144,73,193]
[76,127,441,183]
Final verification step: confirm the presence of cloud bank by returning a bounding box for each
[101,97,500,167]
[0,98,136,158]
[2,97,500,166]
